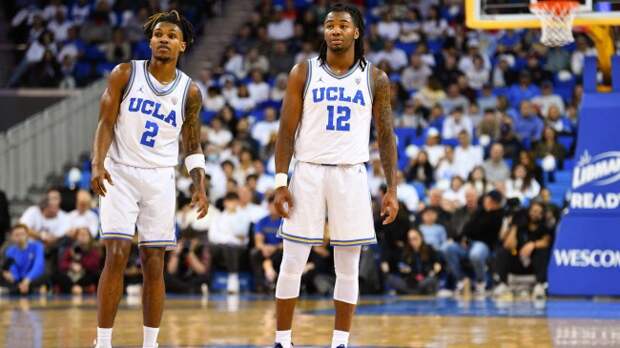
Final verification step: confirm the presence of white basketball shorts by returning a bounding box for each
[99,158,177,248]
[280,161,376,247]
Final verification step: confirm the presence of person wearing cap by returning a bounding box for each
[423,127,445,167]
[442,106,473,140]
[441,190,505,297]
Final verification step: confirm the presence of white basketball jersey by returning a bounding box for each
[294,57,374,165]
[107,60,191,168]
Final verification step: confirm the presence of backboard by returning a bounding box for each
[466,0,620,28]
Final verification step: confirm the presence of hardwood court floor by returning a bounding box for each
[1,294,620,347]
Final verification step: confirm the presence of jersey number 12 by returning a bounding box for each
[140,121,159,147]
[326,105,350,132]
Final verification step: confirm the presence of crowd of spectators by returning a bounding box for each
[0,0,592,299]
[4,0,215,88]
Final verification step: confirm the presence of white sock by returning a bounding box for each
[275,329,292,347]
[96,327,112,348]
[143,326,159,348]
[332,330,350,348]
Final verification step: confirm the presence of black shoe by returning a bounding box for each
[274,343,294,348]
[336,345,346,348]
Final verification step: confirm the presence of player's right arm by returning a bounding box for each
[90,63,131,196]
[273,61,307,218]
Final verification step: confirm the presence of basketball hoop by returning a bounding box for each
[530,0,580,47]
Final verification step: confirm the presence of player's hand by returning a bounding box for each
[91,164,113,196]
[191,190,209,219]
[381,189,399,225]
[274,187,294,218]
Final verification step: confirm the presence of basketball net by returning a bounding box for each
[530,1,580,47]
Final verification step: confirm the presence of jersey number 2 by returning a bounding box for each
[140,121,159,147]
[326,105,351,132]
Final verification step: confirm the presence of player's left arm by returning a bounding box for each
[181,82,208,218]
[372,66,399,225]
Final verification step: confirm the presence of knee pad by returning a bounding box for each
[275,240,312,299]
[333,246,361,305]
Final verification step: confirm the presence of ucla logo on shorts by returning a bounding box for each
[312,87,365,106]
[128,97,177,127]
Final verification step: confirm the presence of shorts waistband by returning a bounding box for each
[301,161,364,167]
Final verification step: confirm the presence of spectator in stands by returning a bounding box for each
[20,188,70,245]
[396,171,420,213]
[384,228,442,295]
[418,208,447,252]
[514,101,544,144]
[208,192,251,293]
[401,53,432,92]
[221,77,238,103]
[165,236,209,294]
[442,190,505,296]
[508,72,540,109]
[423,128,444,167]
[7,30,57,87]
[100,28,131,65]
[443,176,466,210]
[517,150,545,187]
[269,41,294,76]
[1,224,46,295]
[47,7,72,43]
[206,117,233,150]
[467,166,494,196]
[532,81,565,118]
[376,9,400,41]
[247,69,270,104]
[424,188,452,228]
[422,5,451,40]
[250,195,283,293]
[302,243,335,296]
[80,0,113,44]
[415,77,446,110]
[230,84,256,112]
[495,201,552,299]
[70,0,91,26]
[546,105,572,135]
[442,84,469,115]
[252,107,279,147]
[463,54,490,90]
[223,46,245,79]
[505,164,542,204]
[406,150,434,188]
[454,131,483,179]
[533,126,567,170]
[203,86,226,112]
[442,106,473,139]
[53,227,101,294]
[448,187,479,242]
[67,190,98,238]
[483,143,511,184]
[267,7,294,41]
[28,49,61,86]
[477,85,498,112]
[435,53,461,87]
[270,73,288,102]
[525,54,552,86]
[477,108,500,142]
[244,47,270,76]
[238,185,266,223]
[436,146,458,187]
[492,57,517,88]
[42,0,66,21]
[571,35,597,76]
[375,40,408,71]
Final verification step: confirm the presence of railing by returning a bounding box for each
[0,79,106,199]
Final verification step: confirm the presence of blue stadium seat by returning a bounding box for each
[395,41,418,56]
[441,138,459,147]
[412,181,426,201]
[558,134,574,151]
[200,110,217,124]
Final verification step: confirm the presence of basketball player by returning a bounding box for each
[90,11,208,348]
[272,4,398,348]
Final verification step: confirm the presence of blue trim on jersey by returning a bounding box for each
[321,60,360,80]
[101,231,134,240]
[330,236,377,246]
[303,59,312,100]
[180,78,191,122]
[143,60,181,96]
[278,231,324,245]
[366,62,374,103]
[121,60,136,102]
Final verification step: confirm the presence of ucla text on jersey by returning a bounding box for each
[311,86,366,106]
[128,97,177,127]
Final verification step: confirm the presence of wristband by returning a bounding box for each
[274,173,288,189]
[184,153,206,173]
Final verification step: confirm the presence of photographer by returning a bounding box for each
[53,227,101,294]
[1,224,46,295]
[164,236,209,294]
[494,201,552,299]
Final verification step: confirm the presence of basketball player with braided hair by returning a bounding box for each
[91,10,208,348]
[273,3,398,347]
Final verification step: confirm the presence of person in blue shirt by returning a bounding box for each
[508,72,540,108]
[514,100,544,145]
[250,195,283,293]
[1,224,46,295]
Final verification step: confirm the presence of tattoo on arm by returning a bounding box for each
[373,69,397,190]
[182,83,206,188]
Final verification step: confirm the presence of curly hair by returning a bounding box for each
[143,10,194,49]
